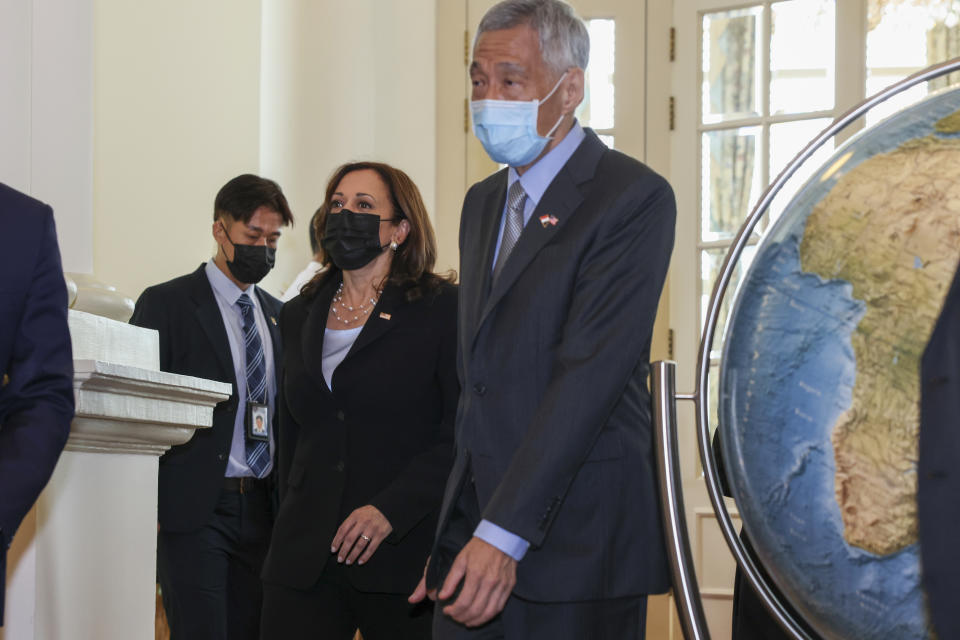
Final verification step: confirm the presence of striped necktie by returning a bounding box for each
[492,179,527,281]
[237,293,270,478]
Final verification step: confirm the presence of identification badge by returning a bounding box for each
[246,402,270,442]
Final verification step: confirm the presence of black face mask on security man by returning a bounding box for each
[322,210,396,271]
[220,222,276,284]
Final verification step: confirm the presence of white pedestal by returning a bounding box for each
[1,311,231,640]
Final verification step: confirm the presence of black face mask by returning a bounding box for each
[221,223,276,284]
[322,210,391,271]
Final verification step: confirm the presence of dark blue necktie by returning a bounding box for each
[237,294,270,478]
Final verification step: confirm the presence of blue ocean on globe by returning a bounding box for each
[719,86,960,639]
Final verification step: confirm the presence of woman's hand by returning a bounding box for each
[331,505,393,566]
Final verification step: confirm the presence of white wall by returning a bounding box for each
[3,0,440,300]
[259,0,438,296]
[93,0,263,300]
[0,0,94,274]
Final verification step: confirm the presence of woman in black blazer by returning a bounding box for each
[261,162,457,640]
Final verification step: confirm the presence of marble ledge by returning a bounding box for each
[69,359,232,456]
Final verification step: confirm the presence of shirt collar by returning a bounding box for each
[205,259,256,307]
[507,120,586,208]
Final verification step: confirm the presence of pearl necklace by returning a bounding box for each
[330,282,381,324]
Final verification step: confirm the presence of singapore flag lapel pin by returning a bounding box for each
[539,214,559,228]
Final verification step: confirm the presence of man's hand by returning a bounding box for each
[330,505,392,566]
[438,537,517,627]
[409,556,436,604]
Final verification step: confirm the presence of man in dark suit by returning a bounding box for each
[0,183,74,625]
[410,2,675,638]
[918,263,960,639]
[130,174,292,640]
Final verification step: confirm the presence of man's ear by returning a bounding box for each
[212,218,231,260]
[562,67,586,115]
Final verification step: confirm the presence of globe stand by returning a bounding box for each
[652,360,813,640]
[651,56,960,640]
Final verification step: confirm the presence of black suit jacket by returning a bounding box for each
[261,276,457,594]
[919,262,960,639]
[0,184,74,623]
[130,264,283,533]
[427,129,675,602]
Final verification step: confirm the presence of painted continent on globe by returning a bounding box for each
[799,124,960,555]
[720,88,960,639]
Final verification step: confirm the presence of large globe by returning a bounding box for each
[719,86,960,639]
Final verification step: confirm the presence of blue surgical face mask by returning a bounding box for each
[471,71,568,167]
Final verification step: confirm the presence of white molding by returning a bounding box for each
[69,359,231,455]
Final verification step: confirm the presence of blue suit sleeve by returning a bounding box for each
[0,206,74,549]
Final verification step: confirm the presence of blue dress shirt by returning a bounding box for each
[476,121,587,561]
[204,260,277,477]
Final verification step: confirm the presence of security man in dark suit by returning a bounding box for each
[130,174,292,639]
[919,262,960,640]
[0,183,74,625]
[410,2,675,638]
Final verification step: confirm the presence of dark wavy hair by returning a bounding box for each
[301,161,455,299]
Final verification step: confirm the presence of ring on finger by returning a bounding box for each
[360,534,371,542]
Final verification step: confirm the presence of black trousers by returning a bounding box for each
[158,485,272,640]
[260,560,433,640]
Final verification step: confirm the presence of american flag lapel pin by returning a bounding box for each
[539,214,559,228]
[379,312,392,320]
[270,316,278,326]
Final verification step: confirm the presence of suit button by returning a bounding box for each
[218,453,226,461]
[335,461,345,472]
[336,410,346,421]
[474,383,487,396]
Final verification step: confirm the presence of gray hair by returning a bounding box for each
[477,0,590,75]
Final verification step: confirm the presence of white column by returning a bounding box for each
[31,0,95,274]
[0,0,94,275]
[258,0,438,295]
[1,312,231,640]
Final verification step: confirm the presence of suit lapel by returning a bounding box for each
[255,287,282,368]
[344,284,405,360]
[188,266,236,386]
[477,171,583,332]
[463,176,508,348]
[302,276,339,393]
[469,131,606,348]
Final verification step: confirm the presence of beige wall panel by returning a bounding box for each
[93,0,262,300]
[703,592,733,640]
[645,592,673,639]
[697,509,739,592]
[434,0,469,276]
